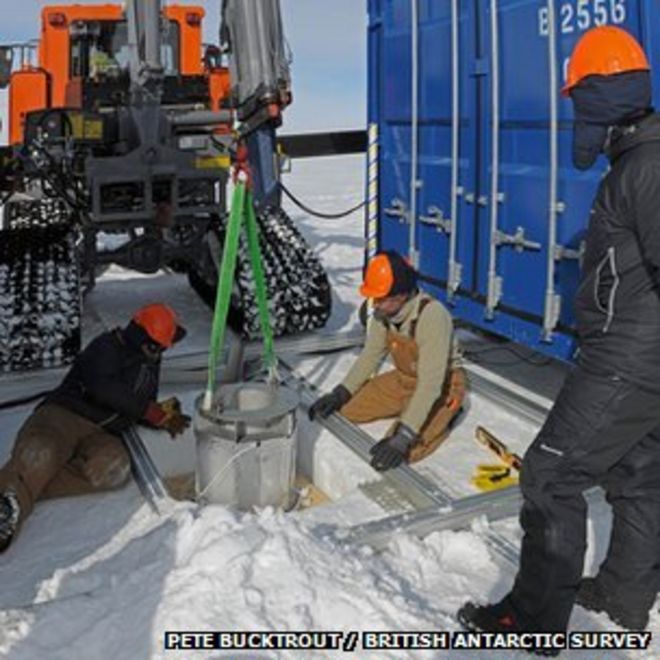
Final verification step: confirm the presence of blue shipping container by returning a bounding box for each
[366,0,660,360]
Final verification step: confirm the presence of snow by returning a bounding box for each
[0,154,659,659]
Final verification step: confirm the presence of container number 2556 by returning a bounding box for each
[538,0,627,37]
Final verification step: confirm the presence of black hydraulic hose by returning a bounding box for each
[280,182,365,220]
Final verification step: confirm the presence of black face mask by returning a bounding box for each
[142,341,164,363]
[123,321,164,359]
[570,71,652,170]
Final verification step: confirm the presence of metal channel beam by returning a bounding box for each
[339,486,523,552]
[161,329,363,371]
[0,330,366,397]
[341,483,603,567]
[122,426,169,515]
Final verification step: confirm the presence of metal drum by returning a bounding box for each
[194,382,299,510]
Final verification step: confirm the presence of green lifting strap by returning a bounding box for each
[203,183,246,411]
[203,182,277,412]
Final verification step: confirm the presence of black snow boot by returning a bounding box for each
[0,490,20,553]
[576,577,649,630]
[457,597,561,657]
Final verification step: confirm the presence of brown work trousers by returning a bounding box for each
[0,403,130,535]
[341,329,467,463]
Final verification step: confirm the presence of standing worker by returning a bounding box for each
[309,251,466,471]
[0,303,190,552]
[459,26,660,641]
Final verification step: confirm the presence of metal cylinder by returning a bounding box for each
[194,382,299,510]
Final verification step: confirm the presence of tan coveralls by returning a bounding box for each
[340,293,466,462]
[0,404,130,529]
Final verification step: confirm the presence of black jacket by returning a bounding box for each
[45,326,161,434]
[575,113,660,391]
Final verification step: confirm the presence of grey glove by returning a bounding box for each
[308,385,352,421]
[369,422,419,472]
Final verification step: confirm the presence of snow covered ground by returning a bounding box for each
[0,155,658,659]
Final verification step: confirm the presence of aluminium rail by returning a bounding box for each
[0,329,366,398]
[122,425,170,515]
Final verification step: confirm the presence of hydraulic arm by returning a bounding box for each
[221,0,291,208]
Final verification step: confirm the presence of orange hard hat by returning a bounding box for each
[360,254,394,298]
[132,303,185,348]
[562,26,649,96]
[359,251,418,299]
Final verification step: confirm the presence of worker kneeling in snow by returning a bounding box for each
[309,251,466,471]
[0,303,190,553]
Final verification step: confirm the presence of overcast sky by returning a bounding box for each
[1,0,367,135]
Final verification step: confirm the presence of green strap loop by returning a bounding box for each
[204,183,277,409]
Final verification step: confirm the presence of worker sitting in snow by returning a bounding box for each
[0,303,190,553]
[309,251,466,471]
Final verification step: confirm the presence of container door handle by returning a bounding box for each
[384,198,409,224]
[419,206,452,234]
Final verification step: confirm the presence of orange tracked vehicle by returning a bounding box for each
[0,1,330,372]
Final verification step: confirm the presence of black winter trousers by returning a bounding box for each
[510,366,660,631]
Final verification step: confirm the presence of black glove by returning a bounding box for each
[369,422,419,472]
[308,385,352,421]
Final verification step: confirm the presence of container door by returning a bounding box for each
[372,0,417,256]
[415,1,479,304]
[371,0,480,303]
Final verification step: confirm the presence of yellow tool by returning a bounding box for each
[471,464,518,491]
[471,426,523,492]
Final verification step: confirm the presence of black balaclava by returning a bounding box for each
[570,70,652,170]
[123,320,163,360]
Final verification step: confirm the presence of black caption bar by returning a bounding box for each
[164,630,653,652]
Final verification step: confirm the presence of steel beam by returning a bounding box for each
[122,425,169,515]
[337,486,522,552]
